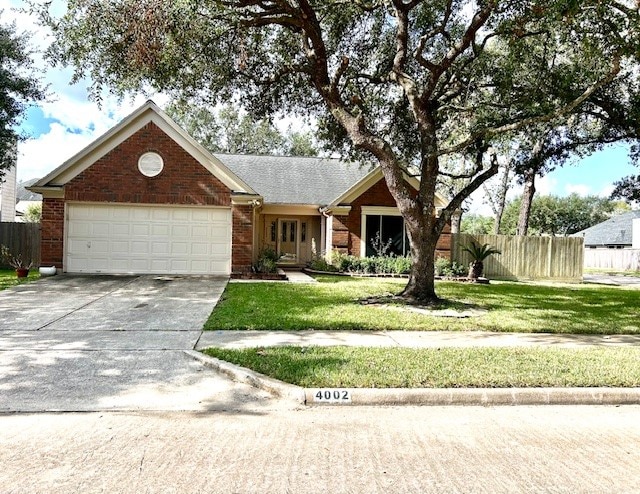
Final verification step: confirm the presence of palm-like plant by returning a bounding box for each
[462,241,501,279]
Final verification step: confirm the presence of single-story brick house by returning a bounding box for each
[29,101,450,275]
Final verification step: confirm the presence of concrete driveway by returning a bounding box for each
[583,273,640,287]
[0,275,284,413]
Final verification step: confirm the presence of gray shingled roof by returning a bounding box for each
[215,154,372,205]
[573,210,640,246]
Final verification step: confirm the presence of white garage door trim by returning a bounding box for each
[65,203,232,275]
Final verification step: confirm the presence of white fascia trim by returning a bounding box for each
[32,101,256,195]
[261,204,323,215]
[321,205,352,216]
[27,186,64,199]
[231,194,263,206]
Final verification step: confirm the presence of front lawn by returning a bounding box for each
[0,269,39,291]
[204,275,640,334]
[203,346,640,388]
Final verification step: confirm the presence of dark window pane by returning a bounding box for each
[282,223,287,242]
[301,222,306,242]
[290,222,296,242]
[381,215,404,256]
[365,215,381,257]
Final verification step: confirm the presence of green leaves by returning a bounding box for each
[461,241,501,262]
[0,17,46,178]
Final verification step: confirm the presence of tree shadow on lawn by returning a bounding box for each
[207,279,640,334]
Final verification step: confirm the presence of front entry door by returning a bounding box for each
[278,219,299,262]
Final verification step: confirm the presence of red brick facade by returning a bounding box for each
[40,122,258,272]
[231,204,254,272]
[331,177,451,258]
[65,123,231,206]
[40,199,65,267]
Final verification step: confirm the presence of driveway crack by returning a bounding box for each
[36,276,141,330]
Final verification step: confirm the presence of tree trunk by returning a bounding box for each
[400,210,440,304]
[493,161,512,234]
[517,168,536,236]
[450,210,462,234]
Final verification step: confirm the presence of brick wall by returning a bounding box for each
[41,199,65,267]
[331,177,452,257]
[65,122,231,206]
[40,122,235,271]
[231,204,254,272]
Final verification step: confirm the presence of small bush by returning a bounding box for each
[434,256,466,278]
[393,256,412,274]
[254,247,279,273]
[307,256,338,272]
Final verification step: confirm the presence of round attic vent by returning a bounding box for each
[138,152,164,177]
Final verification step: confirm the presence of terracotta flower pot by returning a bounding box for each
[16,268,29,278]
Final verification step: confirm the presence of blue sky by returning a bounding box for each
[6,0,638,211]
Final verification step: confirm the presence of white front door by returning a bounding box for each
[278,219,299,262]
[66,203,232,274]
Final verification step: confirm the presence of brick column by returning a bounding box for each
[232,204,254,272]
[41,199,65,268]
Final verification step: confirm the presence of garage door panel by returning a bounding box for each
[171,209,190,221]
[151,224,170,236]
[151,242,169,254]
[92,224,111,236]
[112,223,130,235]
[131,241,149,254]
[171,242,189,255]
[66,204,231,275]
[89,240,110,254]
[131,224,150,236]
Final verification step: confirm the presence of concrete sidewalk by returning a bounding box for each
[196,329,640,350]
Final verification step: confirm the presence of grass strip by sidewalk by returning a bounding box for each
[202,346,640,388]
[205,276,640,334]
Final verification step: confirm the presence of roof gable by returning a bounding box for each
[30,101,256,195]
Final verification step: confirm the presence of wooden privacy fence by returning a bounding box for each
[451,234,584,282]
[0,222,41,268]
[584,249,640,271]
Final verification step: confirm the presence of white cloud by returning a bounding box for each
[535,175,558,196]
[17,92,170,181]
[599,184,615,198]
[564,183,591,196]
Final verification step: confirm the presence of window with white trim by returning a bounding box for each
[364,214,409,256]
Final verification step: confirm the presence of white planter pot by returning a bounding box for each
[39,266,57,276]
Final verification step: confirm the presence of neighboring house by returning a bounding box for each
[15,200,42,222]
[29,101,449,275]
[573,211,640,249]
[17,178,42,202]
[0,163,17,223]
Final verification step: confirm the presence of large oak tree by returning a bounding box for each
[39,0,639,302]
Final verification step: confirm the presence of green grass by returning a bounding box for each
[204,275,640,334]
[203,346,640,388]
[0,269,40,291]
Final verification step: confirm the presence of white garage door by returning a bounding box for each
[66,204,232,275]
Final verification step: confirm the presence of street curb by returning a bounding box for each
[185,351,640,407]
[184,350,306,404]
[304,387,640,406]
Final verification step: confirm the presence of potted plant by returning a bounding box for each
[0,244,34,278]
[462,241,501,280]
